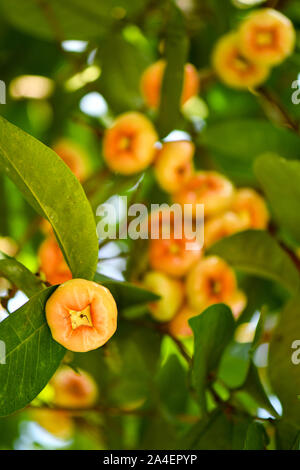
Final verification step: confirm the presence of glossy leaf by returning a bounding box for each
[0,287,65,416]
[269,295,300,425]
[182,409,251,450]
[189,304,235,413]
[0,116,98,280]
[243,422,268,450]
[157,4,188,137]
[202,119,300,185]
[0,0,148,41]
[209,230,300,294]
[255,153,300,245]
[0,251,45,297]
[99,33,149,113]
[241,361,279,418]
[94,272,159,309]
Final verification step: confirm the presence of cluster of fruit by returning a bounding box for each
[141,171,269,339]
[212,8,295,89]
[31,366,98,439]
[35,8,281,351]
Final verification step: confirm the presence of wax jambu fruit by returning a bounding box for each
[141,60,199,109]
[46,279,118,352]
[238,9,296,66]
[53,139,89,182]
[154,141,194,194]
[231,188,270,229]
[39,236,72,285]
[31,409,74,439]
[51,366,98,409]
[103,112,158,175]
[143,271,184,322]
[204,211,249,249]
[174,171,235,218]
[149,234,202,278]
[212,33,270,89]
[186,256,246,318]
[168,305,198,339]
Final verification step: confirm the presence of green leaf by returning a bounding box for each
[99,33,149,113]
[243,422,268,450]
[0,116,98,280]
[182,409,250,450]
[218,342,251,389]
[0,287,65,416]
[158,354,188,416]
[275,419,300,450]
[240,361,279,418]
[0,0,148,41]
[189,304,235,413]
[107,321,162,408]
[209,230,300,295]
[94,273,159,310]
[255,153,300,245]
[157,4,188,137]
[0,251,45,297]
[269,295,300,426]
[202,119,300,185]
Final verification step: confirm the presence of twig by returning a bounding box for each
[34,0,65,43]
[257,86,299,133]
[163,329,192,366]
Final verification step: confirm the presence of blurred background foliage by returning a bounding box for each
[1,0,300,450]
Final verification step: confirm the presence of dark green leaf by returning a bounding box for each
[189,304,235,413]
[240,361,278,418]
[0,251,45,297]
[209,230,300,294]
[269,295,300,425]
[275,419,300,450]
[99,33,149,113]
[255,153,300,245]
[94,272,159,310]
[0,0,148,41]
[202,119,300,185]
[0,287,65,416]
[157,4,188,137]
[243,422,268,450]
[158,354,188,416]
[218,342,251,389]
[182,409,250,450]
[0,116,98,280]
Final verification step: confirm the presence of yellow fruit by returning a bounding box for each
[238,9,296,66]
[103,112,158,175]
[186,256,237,312]
[212,32,270,89]
[232,188,269,229]
[154,141,194,193]
[173,171,235,218]
[141,60,199,109]
[46,279,118,352]
[143,271,184,322]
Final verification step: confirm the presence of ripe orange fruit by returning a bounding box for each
[174,171,235,218]
[51,367,98,409]
[103,112,158,175]
[46,279,118,352]
[238,9,295,66]
[212,32,270,89]
[141,60,199,109]
[39,236,72,286]
[154,141,194,193]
